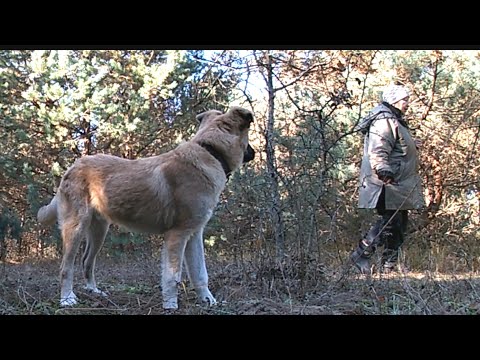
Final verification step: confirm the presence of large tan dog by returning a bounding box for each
[37,106,255,310]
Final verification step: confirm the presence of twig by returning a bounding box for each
[54,307,128,314]
[399,276,432,315]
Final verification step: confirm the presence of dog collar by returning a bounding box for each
[199,143,232,179]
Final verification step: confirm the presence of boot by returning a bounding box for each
[381,248,399,274]
[350,244,374,275]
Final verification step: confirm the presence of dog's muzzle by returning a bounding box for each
[243,144,255,163]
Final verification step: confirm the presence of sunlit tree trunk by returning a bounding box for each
[263,52,285,260]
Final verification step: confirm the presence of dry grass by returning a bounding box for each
[2,250,480,315]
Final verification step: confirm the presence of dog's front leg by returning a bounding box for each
[184,229,217,306]
[161,230,189,310]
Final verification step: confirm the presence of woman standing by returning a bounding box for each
[350,83,425,274]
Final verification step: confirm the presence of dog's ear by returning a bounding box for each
[228,106,254,130]
[196,110,223,124]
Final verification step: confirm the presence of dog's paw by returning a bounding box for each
[60,292,78,307]
[196,287,217,306]
[203,294,217,306]
[84,285,108,297]
[163,299,179,310]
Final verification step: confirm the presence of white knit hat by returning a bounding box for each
[382,84,410,105]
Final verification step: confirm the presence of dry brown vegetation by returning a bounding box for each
[2,236,480,315]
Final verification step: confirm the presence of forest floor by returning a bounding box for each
[2,253,480,315]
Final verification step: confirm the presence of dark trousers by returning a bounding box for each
[360,187,408,263]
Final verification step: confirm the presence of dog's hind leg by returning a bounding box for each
[184,229,217,306]
[82,212,109,297]
[161,229,190,310]
[59,211,92,307]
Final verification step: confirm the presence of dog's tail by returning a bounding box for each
[37,196,58,226]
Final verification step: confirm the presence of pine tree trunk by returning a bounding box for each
[264,53,285,260]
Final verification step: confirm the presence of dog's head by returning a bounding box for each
[194,106,255,172]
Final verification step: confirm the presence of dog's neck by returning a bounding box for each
[199,143,231,179]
